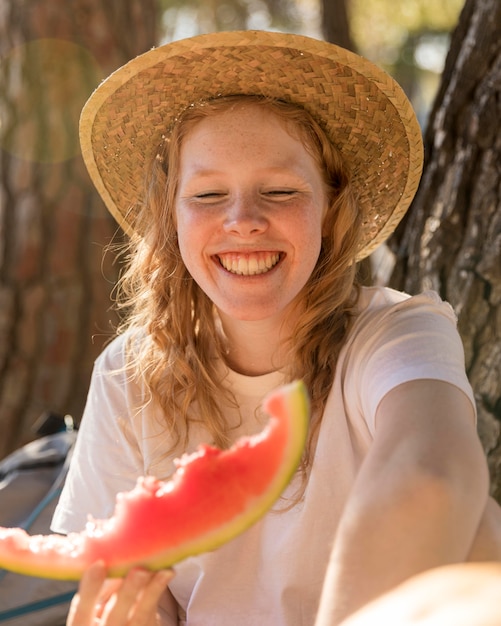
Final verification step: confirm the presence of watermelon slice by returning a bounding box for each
[0,381,309,580]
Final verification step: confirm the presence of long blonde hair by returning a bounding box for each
[115,95,362,461]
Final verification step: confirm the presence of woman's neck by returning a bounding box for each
[217,313,292,376]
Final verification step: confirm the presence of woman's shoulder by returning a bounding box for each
[93,327,145,373]
[346,286,461,356]
[355,285,457,323]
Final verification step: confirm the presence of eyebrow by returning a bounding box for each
[182,164,311,180]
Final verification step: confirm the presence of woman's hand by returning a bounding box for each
[338,562,501,626]
[67,561,174,625]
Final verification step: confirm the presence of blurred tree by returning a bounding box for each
[321,0,355,51]
[350,0,464,62]
[0,0,158,457]
[388,0,501,499]
[159,0,303,39]
[350,0,464,126]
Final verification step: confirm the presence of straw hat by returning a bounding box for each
[79,30,423,260]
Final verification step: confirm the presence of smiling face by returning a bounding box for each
[174,103,328,325]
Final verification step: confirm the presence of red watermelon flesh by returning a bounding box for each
[0,381,309,580]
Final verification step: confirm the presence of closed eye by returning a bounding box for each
[263,189,298,197]
[193,191,227,202]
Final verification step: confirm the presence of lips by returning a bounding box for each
[216,252,281,275]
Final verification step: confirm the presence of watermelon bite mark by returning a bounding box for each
[0,380,309,580]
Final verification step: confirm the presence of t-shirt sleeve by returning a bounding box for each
[51,335,145,534]
[344,290,476,435]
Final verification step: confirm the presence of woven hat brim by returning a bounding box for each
[79,30,423,260]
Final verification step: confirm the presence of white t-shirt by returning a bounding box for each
[51,287,476,625]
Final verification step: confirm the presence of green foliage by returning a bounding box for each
[347,0,465,125]
[158,0,303,41]
[349,0,464,63]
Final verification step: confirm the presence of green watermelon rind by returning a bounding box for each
[0,380,309,580]
[124,380,310,575]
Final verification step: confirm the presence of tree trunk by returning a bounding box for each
[321,0,356,52]
[388,0,501,498]
[0,0,158,457]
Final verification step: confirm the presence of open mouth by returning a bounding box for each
[216,252,282,276]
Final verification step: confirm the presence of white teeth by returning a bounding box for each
[218,252,280,275]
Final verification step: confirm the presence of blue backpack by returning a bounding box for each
[0,418,77,624]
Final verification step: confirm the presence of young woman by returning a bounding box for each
[52,31,499,625]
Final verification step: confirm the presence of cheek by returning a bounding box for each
[297,212,324,256]
[175,211,209,270]
[174,211,192,265]
[300,219,324,277]
[176,228,194,272]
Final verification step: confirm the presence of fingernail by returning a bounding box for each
[158,569,174,584]
[130,568,150,584]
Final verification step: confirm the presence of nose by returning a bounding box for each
[223,195,268,237]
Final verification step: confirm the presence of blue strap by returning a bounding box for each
[0,589,76,621]
[21,486,64,532]
[0,428,78,618]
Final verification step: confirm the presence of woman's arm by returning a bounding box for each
[315,379,489,626]
[468,495,501,561]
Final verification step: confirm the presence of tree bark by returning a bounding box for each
[388,0,501,498]
[0,0,158,457]
[321,0,356,52]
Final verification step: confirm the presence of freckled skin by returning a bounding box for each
[175,105,328,326]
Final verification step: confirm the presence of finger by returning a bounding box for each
[129,570,174,625]
[95,578,123,619]
[67,561,108,626]
[101,568,156,625]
